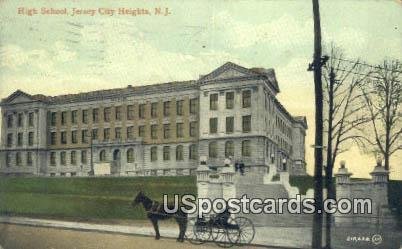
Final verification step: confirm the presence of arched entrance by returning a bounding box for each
[113,149,121,161]
[112,149,121,175]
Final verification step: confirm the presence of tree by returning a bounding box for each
[359,60,402,171]
[322,47,372,249]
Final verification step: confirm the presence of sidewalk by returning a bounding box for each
[0,216,309,248]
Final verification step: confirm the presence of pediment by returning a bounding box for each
[2,90,36,104]
[199,62,256,82]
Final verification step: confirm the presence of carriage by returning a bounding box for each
[185,213,255,248]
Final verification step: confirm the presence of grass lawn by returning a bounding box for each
[0,176,196,221]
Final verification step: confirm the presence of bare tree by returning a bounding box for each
[358,60,402,171]
[322,47,372,249]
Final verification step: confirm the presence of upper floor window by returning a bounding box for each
[50,152,56,166]
[103,128,110,141]
[104,107,111,122]
[189,144,198,160]
[190,98,198,114]
[210,93,218,110]
[163,146,170,161]
[176,145,183,161]
[209,118,218,134]
[242,115,251,133]
[50,132,57,145]
[226,92,234,109]
[61,111,67,125]
[115,106,122,121]
[60,151,66,165]
[92,108,99,123]
[189,121,197,137]
[71,130,78,144]
[242,90,251,108]
[163,124,170,139]
[226,117,234,133]
[17,113,23,127]
[209,141,217,158]
[28,132,34,146]
[176,123,183,138]
[82,110,88,124]
[92,129,98,140]
[150,146,158,161]
[17,132,23,146]
[7,114,13,128]
[151,125,158,139]
[176,100,184,116]
[139,104,146,119]
[6,133,13,147]
[61,131,67,144]
[127,126,134,140]
[151,102,158,118]
[82,130,89,143]
[50,112,57,126]
[163,101,170,117]
[127,105,134,120]
[71,110,78,124]
[242,140,251,157]
[115,127,122,139]
[28,112,34,127]
[138,125,145,138]
[127,148,135,163]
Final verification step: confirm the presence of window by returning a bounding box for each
[242,115,251,133]
[190,98,198,114]
[7,114,13,128]
[81,150,87,164]
[60,151,66,165]
[176,123,183,138]
[127,148,134,163]
[138,126,145,138]
[163,124,170,139]
[103,128,110,141]
[225,141,234,158]
[6,153,11,167]
[242,90,251,108]
[163,101,170,116]
[71,151,77,165]
[61,111,67,125]
[99,150,106,162]
[127,105,134,120]
[209,118,218,134]
[189,121,197,137]
[104,107,111,122]
[28,132,34,146]
[210,93,218,110]
[189,144,198,160]
[92,129,98,140]
[115,106,122,121]
[151,125,158,139]
[61,131,67,144]
[127,126,134,140]
[150,146,158,161]
[71,110,78,124]
[82,110,88,124]
[50,112,56,126]
[72,130,78,144]
[163,146,170,161]
[226,92,234,109]
[28,112,34,127]
[82,130,88,143]
[17,133,23,146]
[242,140,251,157]
[176,100,184,116]
[176,145,184,161]
[115,127,122,139]
[27,152,33,166]
[226,117,234,133]
[17,113,23,127]
[139,104,146,119]
[6,133,13,147]
[151,102,158,118]
[92,108,99,123]
[50,152,56,166]
[16,152,22,166]
[209,142,217,158]
[50,132,57,145]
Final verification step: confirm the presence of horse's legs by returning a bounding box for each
[176,217,187,242]
[151,218,160,240]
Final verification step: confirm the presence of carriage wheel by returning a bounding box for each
[234,217,255,246]
[211,216,239,248]
[185,217,211,244]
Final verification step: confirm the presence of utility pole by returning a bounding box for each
[309,0,325,248]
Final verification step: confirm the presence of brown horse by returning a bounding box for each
[131,191,188,242]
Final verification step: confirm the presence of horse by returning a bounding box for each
[131,191,188,242]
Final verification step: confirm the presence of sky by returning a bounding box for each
[0,0,401,179]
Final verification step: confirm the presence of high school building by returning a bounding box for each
[0,62,307,177]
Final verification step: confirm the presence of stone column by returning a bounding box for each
[196,156,211,199]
